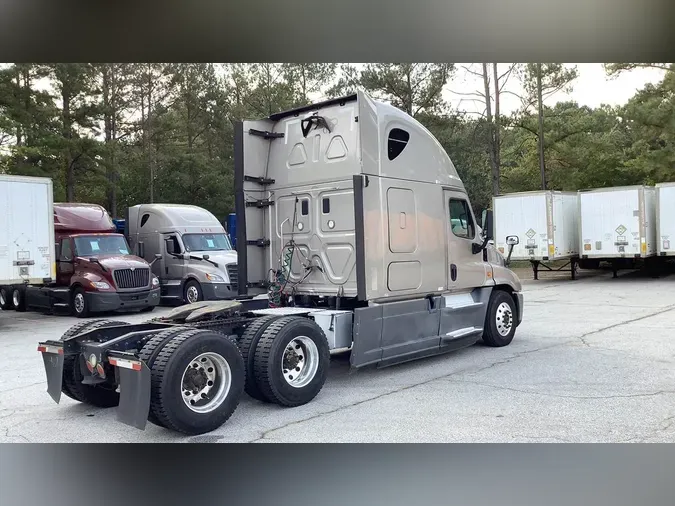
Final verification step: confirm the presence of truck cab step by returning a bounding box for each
[442,327,483,341]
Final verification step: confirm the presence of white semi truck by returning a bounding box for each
[37,90,525,435]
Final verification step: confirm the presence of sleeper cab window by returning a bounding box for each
[449,199,475,239]
[387,128,410,160]
[140,214,150,227]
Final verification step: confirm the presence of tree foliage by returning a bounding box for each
[0,62,673,223]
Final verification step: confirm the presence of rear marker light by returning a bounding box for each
[38,345,64,355]
[96,364,106,378]
[109,358,142,371]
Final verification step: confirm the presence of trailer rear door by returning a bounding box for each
[0,175,55,285]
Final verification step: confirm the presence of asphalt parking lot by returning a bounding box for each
[2,268,675,443]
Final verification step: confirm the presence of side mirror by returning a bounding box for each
[483,209,494,241]
[165,238,175,255]
[506,235,519,246]
[55,243,61,259]
[154,253,162,260]
[138,241,145,258]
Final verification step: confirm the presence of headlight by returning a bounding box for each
[91,281,110,290]
[152,276,160,287]
[205,273,224,282]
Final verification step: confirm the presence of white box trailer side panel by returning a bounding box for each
[551,192,580,258]
[494,193,549,261]
[580,188,647,258]
[0,175,55,285]
[657,184,675,255]
[643,187,657,256]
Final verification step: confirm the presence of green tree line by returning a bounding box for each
[1,63,673,221]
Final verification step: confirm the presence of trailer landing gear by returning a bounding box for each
[530,258,578,281]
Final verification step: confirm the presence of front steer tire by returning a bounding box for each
[482,290,517,348]
[253,316,330,407]
[149,329,245,435]
[71,287,91,318]
[60,319,129,407]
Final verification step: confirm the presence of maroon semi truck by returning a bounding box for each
[19,203,161,317]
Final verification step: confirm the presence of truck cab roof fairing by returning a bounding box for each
[257,89,465,190]
[53,203,116,233]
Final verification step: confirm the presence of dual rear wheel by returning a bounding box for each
[57,315,330,435]
[138,316,330,434]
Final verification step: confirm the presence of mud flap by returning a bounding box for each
[38,344,64,404]
[111,359,151,431]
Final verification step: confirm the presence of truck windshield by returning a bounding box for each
[74,235,131,257]
[182,233,232,252]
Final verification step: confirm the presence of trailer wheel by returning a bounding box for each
[138,327,195,428]
[253,316,330,407]
[183,280,203,304]
[12,287,26,312]
[60,319,129,407]
[0,287,14,310]
[238,315,287,401]
[482,290,517,347]
[149,329,245,435]
[71,287,90,318]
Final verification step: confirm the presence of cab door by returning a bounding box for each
[57,238,75,286]
[444,190,487,292]
[161,234,186,282]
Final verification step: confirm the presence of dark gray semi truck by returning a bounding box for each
[38,90,524,435]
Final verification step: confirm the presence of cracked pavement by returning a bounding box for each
[2,267,675,443]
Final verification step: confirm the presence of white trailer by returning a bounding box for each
[493,191,580,279]
[579,185,657,276]
[0,175,56,310]
[656,182,675,257]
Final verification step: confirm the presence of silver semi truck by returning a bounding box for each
[126,204,238,304]
[38,90,524,435]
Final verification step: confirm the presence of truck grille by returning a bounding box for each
[226,264,238,289]
[113,268,150,289]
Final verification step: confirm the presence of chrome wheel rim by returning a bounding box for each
[12,290,20,307]
[0,290,6,306]
[496,301,513,336]
[281,336,319,388]
[186,286,199,304]
[181,352,232,413]
[74,293,85,314]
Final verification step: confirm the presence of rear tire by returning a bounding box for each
[149,329,245,435]
[0,287,14,310]
[60,319,129,406]
[71,287,90,318]
[238,315,286,402]
[138,327,195,428]
[12,287,26,312]
[253,316,330,407]
[482,290,517,347]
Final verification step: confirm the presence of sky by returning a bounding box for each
[444,63,668,116]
